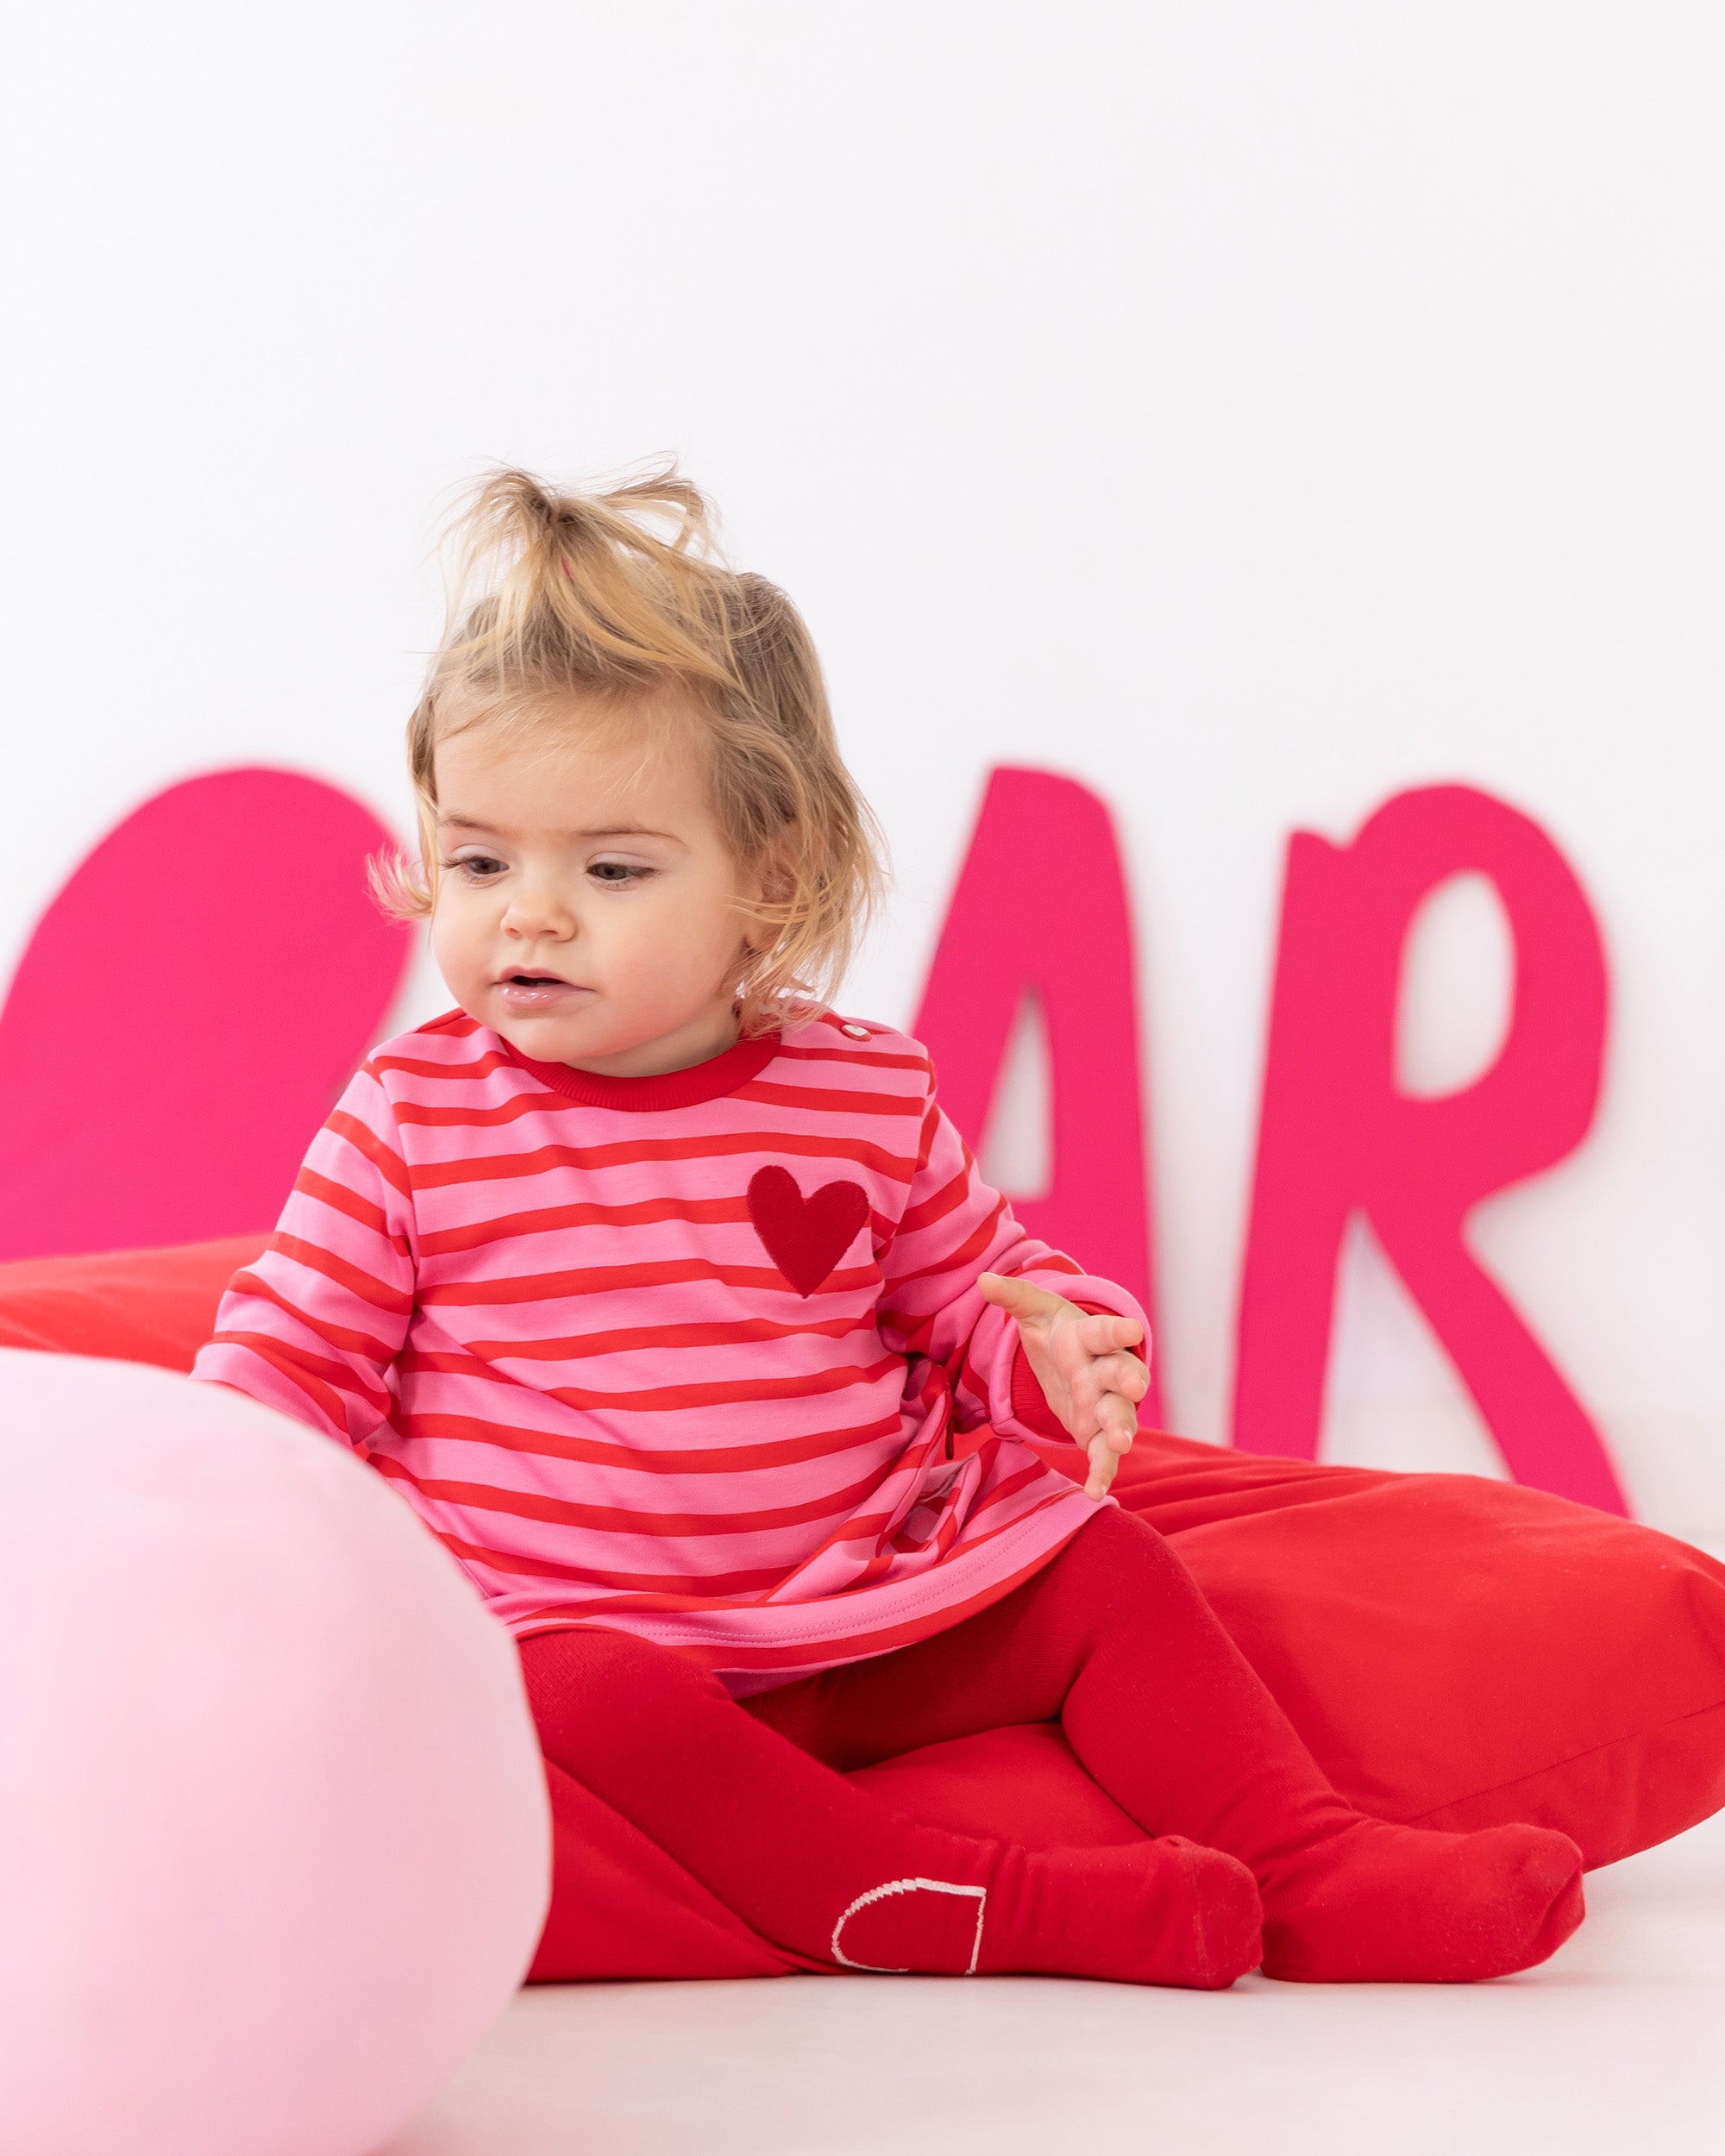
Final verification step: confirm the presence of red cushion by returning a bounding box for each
[0,1236,267,1369]
[7,1236,1724,1984]
[1111,1447,1725,1858]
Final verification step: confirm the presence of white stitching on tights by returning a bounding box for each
[831,1878,988,1975]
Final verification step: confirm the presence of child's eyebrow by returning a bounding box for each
[437,813,682,843]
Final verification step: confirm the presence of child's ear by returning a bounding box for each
[742,896,787,956]
[741,835,797,949]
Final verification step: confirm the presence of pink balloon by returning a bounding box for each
[0,1351,550,2156]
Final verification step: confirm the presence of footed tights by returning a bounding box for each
[519,1508,1584,1987]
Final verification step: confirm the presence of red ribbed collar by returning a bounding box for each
[494,1026,781,1111]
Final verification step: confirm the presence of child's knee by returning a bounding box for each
[1056,1506,1202,1612]
[518,1623,728,1733]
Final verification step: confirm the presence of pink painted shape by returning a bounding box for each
[0,768,414,1261]
[1232,783,1628,1514]
[912,767,1161,1421]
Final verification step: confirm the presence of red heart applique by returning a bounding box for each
[747,1166,869,1296]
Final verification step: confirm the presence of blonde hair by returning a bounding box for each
[368,465,888,1037]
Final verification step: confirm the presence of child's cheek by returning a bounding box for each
[430,900,486,1001]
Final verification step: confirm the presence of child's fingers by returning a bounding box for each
[1063,1351,1149,1424]
[1083,1413,1133,1499]
[976,1272,1070,1326]
[1096,1352,1150,1404]
[1083,1438,1119,1500]
[1072,1312,1145,1357]
[1075,1393,1138,1483]
[1095,1390,1138,1448]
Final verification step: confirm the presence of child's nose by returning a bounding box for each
[502,882,576,937]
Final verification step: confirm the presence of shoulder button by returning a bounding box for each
[841,1023,870,1039]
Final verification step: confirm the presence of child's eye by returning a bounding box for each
[588,862,650,885]
[444,856,502,880]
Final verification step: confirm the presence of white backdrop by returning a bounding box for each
[6,3,1725,1539]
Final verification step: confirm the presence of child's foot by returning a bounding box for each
[832,1836,1263,1990]
[1258,1816,1585,1984]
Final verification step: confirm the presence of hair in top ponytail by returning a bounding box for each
[369,464,888,1037]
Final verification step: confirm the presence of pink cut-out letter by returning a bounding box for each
[0,767,415,1261]
[1232,783,1627,1514]
[913,767,1161,1421]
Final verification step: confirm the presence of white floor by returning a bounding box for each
[384,1808,1725,2156]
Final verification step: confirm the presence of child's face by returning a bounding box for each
[429,701,767,1076]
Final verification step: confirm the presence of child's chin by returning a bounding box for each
[487,1007,589,1056]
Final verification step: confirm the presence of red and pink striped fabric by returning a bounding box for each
[190,1007,1144,1692]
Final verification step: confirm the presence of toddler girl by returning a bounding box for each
[191,468,1584,1988]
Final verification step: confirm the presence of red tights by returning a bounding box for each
[520,1508,1584,1987]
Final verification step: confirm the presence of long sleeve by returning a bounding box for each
[189,1062,417,1453]
[875,1080,1149,1448]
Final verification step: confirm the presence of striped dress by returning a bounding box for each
[189,1006,1145,1694]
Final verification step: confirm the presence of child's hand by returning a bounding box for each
[976,1272,1148,1501]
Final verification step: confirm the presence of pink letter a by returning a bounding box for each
[913,768,1162,1422]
